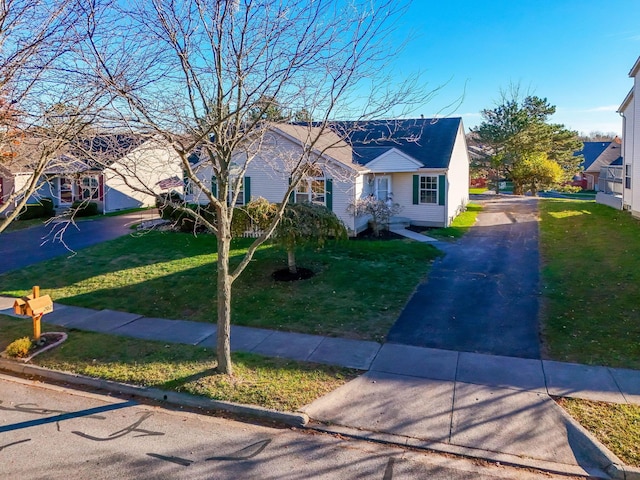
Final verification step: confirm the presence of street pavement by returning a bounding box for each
[387,196,541,358]
[0,210,160,274]
[1,296,638,478]
[0,374,581,479]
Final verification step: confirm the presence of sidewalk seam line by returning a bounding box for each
[448,351,461,444]
[541,359,550,396]
[306,337,326,362]
[606,367,629,404]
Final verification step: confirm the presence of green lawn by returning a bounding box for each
[0,315,357,412]
[539,199,640,369]
[414,203,482,240]
[0,232,439,342]
[469,187,488,194]
[557,398,640,467]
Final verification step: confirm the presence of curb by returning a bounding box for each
[554,404,640,480]
[305,422,610,479]
[0,358,309,428]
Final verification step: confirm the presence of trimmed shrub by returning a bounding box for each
[17,197,55,220]
[5,337,32,358]
[71,201,99,217]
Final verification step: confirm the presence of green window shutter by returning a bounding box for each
[438,175,446,206]
[288,177,294,204]
[211,176,218,198]
[412,175,419,205]
[326,178,333,210]
[244,176,251,204]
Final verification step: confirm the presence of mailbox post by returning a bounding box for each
[12,286,53,341]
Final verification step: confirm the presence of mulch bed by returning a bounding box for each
[271,267,315,282]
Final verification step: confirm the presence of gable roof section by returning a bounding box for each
[619,88,634,113]
[629,55,640,78]
[575,142,610,170]
[271,123,365,172]
[44,134,147,174]
[333,117,462,169]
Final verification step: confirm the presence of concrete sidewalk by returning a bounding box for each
[1,296,639,478]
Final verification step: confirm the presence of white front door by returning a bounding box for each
[375,175,391,202]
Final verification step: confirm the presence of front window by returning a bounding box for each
[230,177,244,206]
[80,176,99,200]
[419,175,438,204]
[294,169,326,205]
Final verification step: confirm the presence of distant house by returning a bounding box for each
[186,118,470,235]
[616,56,640,216]
[25,135,182,214]
[573,139,622,191]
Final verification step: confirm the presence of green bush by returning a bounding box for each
[17,198,54,220]
[5,337,33,358]
[156,192,183,219]
[71,201,99,217]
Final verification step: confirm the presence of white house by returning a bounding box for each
[186,118,470,235]
[619,60,639,216]
[32,135,183,214]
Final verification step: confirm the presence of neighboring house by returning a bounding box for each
[619,61,638,216]
[573,139,622,191]
[31,135,183,214]
[186,118,470,235]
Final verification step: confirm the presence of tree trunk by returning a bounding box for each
[216,219,233,375]
[287,248,297,274]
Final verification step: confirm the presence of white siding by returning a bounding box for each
[446,123,470,225]
[622,97,634,210]
[392,172,446,226]
[632,74,640,218]
[190,131,361,234]
[367,149,422,172]
[104,139,182,212]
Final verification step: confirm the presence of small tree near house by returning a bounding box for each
[275,202,347,276]
[349,196,402,236]
[80,0,434,375]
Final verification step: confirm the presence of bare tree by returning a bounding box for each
[0,0,111,233]
[80,0,433,374]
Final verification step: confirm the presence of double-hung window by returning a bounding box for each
[419,175,438,204]
[229,177,245,206]
[294,168,326,205]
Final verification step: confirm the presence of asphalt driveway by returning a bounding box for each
[387,196,541,358]
[0,210,159,274]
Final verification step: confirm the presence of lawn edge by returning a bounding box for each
[552,397,640,479]
[0,358,309,428]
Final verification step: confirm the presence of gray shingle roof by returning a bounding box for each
[331,117,462,169]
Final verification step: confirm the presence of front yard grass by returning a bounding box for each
[539,199,640,369]
[557,398,640,467]
[414,203,482,240]
[0,232,439,342]
[0,315,358,412]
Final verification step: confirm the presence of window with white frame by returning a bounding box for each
[625,164,632,190]
[229,177,244,206]
[80,176,100,200]
[419,175,438,204]
[294,169,326,205]
[211,175,246,206]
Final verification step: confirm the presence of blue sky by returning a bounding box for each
[390,0,640,135]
